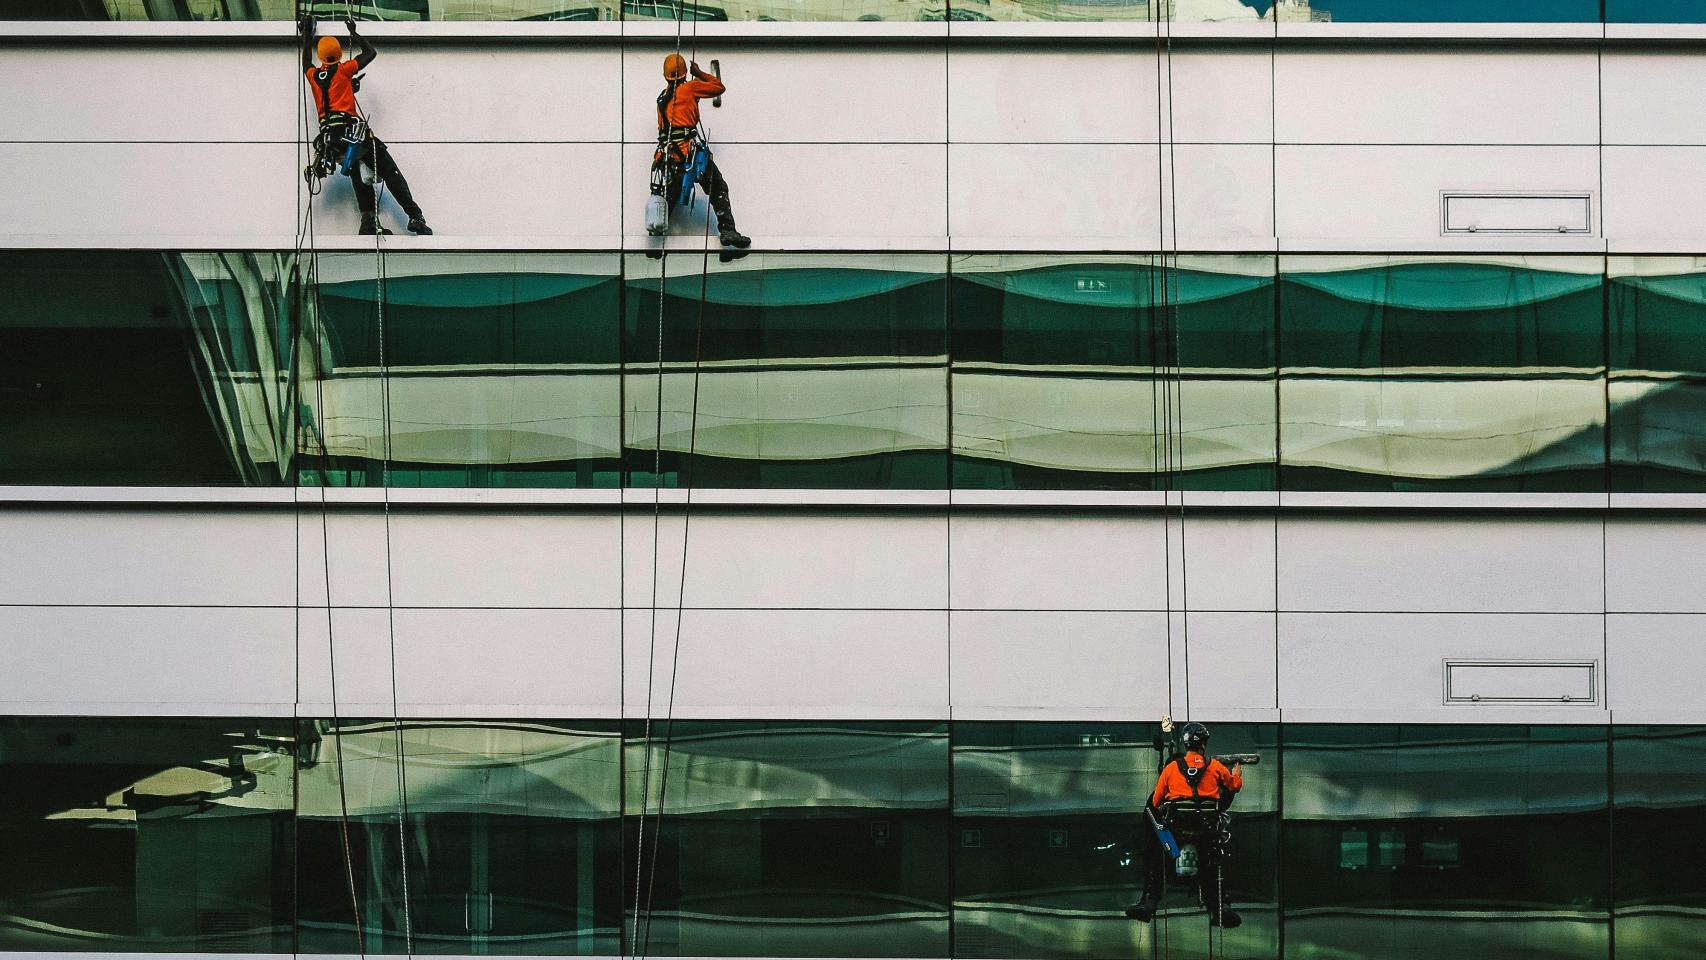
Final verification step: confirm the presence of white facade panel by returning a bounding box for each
[0,142,298,240]
[1179,611,1278,712]
[622,142,947,244]
[0,508,293,607]
[0,47,297,143]
[1602,52,1706,146]
[948,610,1170,720]
[389,512,621,609]
[296,508,394,608]
[625,45,947,144]
[391,607,622,715]
[1277,516,1605,614]
[622,608,949,718]
[309,141,623,238]
[625,511,947,610]
[1275,50,1598,145]
[1179,514,1277,611]
[948,142,1272,246]
[350,47,623,144]
[1607,518,1706,614]
[949,513,1165,611]
[1275,144,1600,243]
[1606,614,1706,711]
[0,605,295,713]
[1277,612,1606,713]
[1603,146,1706,245]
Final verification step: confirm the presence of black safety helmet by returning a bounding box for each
[1181,721,1210,751]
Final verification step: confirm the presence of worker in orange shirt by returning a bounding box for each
[301,18,431,236]
[1126,721,1244,928]
[648,53,749,249]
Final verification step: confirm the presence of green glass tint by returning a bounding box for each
[622,254,950,489]
[301,253,623,489]
[1281,725,1611,960]
[1609,257,1706,492]
[0,717,296,952]
[295,719,623,955]
[624,720,951,956]
[951,255,1277,491]
[1279,255,1607,491]
[951,722,1276,960]
[0,251,294,486]
[1612,726,1706,960]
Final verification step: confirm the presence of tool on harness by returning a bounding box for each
[677,145,709,207]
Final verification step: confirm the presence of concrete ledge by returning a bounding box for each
[1276,22,1604,42]
[1279,492,1610,511]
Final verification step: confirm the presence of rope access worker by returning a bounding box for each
[301,18,432,237]
[650,53,750,249]
[1126,721,1244,929]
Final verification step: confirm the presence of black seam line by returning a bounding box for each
[2,603,1677,615]
[15,139,1691,147]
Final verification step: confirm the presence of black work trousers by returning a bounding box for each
[350,136,423,221]
[663,150,738,232]
[1138,819,1231,916]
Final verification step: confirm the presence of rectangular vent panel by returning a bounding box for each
[1441,192,1593,235]
[1444,659,1598,705]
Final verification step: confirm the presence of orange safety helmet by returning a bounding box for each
[317,36,343,63]
[663,53,687,80]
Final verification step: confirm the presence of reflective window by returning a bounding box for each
[1281,725,1610,960]
[1279,255,1606,491]
[951,721,1276,960]
[1304,0,1598,21]
[1613,726,1706,960]
[1609,257,1706,492]
[955,0,1272,23]
[0,251,290,486]
[951,255,1276,491]
[302,254,622,489]
[0,717,296,952]
[1606,1,1706,22]
[296,719,623,955]
[623,254,949,489]
[625,721,951,956]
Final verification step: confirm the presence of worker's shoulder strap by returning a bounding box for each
[1175,756,1209,797]
[656,81,676,132]
[311,63,339,116]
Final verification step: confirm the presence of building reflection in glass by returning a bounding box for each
[1609,257,1706,492]
[624,721,951,957]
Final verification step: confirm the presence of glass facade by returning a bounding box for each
[19,251,1706,493]
[6,717,1701,957]
[21,0,1697,21]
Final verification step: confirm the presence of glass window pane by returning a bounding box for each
[1304,0,1598,22]
[625,720,950,957]
[301,253,622,489]
[952,721,1276,960]
[1609,257,1706,492]
[960,0,1271,23]
[0,717,296,952]
[1279,255,1606,492]
[623,254,949,489]
[0,251,290,486]
[296,719,623,955]
[951,254,1276,491]
[1607,1,1706,23]
[1281,724,1610,960]
[1613,726,1706,959]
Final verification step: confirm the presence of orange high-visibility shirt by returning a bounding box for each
[1150,751,1242,808]
[659,74,725,133]
[306,60,362,119]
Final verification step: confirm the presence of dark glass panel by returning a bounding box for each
[1279,256,1607,492]
[622,254,949,489]
[0,251,291,485]
[950,255,1277,491]
[1612,726,1706,959]
[301,253,622,489]
[624,720,951,956]
[1281,724,1610,960]
[296,719,623,955]
[0,717,296,952]
[1609,258,1706,491]
[1306,0,1597,22]
[1606,1,1706,23]
[951,721,1277,960]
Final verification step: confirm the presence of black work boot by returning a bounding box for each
[1124,899,1158,923]
[406,216,433,236]
[358,214,391,236]
[717,220,751,248]
[1208,907,1242,928]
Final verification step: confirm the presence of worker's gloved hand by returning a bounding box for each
[345,17,360,34]
[689,61,708,79]
[297,15,313,35]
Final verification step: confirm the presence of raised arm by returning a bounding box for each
[300,16,315,70]
[685,61,725,99]
[348,19,378,69]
